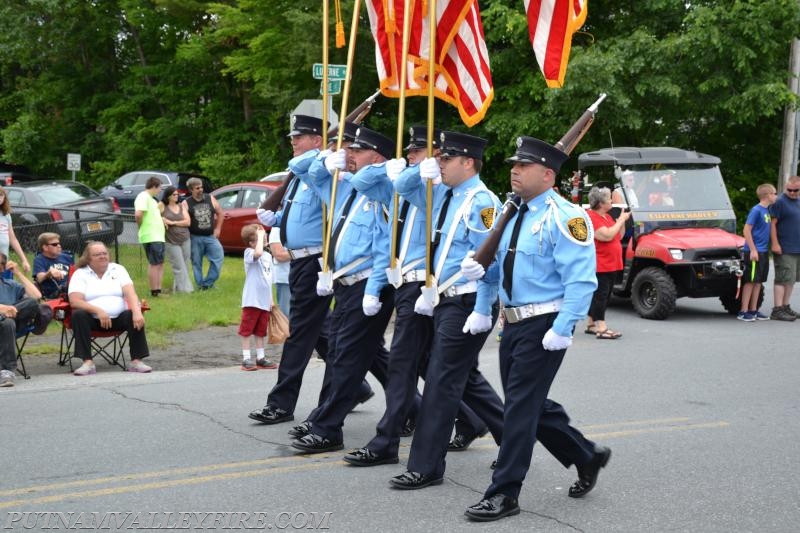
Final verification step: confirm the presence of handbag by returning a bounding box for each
[267,305,290,344]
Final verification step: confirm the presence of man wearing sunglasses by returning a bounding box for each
[769,176,800,321]
[33,232,73,299]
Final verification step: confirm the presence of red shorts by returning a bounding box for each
[238,307,270,337]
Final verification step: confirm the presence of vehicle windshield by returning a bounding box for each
[35,184,97,205]
[613,165,736,233]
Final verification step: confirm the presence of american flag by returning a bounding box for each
[525,0,588,88]
[366,0,493,127]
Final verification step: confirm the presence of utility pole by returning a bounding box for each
[779,37,800,190]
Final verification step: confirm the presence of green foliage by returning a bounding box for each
[0,0,799,222]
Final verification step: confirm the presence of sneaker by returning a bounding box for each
[785,305,800,318]
[128,360,152,373]
[256,358,278,370]
[74,362,97,376]
[750,310,770,321]
[241,359,257,371]
[770,306,797,322]
[736,311,755,322]
[0,369,14,387]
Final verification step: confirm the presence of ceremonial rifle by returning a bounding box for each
[472,93,607,269]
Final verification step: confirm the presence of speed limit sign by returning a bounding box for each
[66,153,81,171]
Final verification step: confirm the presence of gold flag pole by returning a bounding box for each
[322,0,362,273]
[389,0,414,273]
[321,0,330,249]
[425,0,437,288]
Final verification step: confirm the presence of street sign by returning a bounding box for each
[320,80,342,96]
[66,153,81,171]
[312,63,348,80]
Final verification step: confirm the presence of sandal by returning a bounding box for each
[595,329,622,340]
[584,325,597,335]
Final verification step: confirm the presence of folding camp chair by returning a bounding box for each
[14,322,35,379]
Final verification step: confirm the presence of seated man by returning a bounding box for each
[33,232,73,299]
[68,241,152,376]
[0,253,42,387]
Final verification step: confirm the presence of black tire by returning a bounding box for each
[720,284,764,315]
[631,267,677,320]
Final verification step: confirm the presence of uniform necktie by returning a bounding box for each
[326,189,358,270]
[430,189,453,266]
[393,199,411,261]
[503,203,528,299]
[279,177,301,244]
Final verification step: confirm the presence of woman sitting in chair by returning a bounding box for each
[68,241,151,376]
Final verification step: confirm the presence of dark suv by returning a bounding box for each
[100,171,214,213]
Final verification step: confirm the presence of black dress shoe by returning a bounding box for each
[343,447,399,467]
[288,421,311,438]
[248,405,294,425]
[569,446,611,498]
[490,460,497,470]
[358,390,375,404]
[399,418,416,438]
[465,494,520,522]
[291,433,344,454]
[448,428,488,451]
[389,471,443,490]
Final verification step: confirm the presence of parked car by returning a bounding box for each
[0,162,42,185]
[100,171,214,213]
[211,182,281,252]
[5,180,123,253]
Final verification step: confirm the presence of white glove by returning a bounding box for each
[542,328,572,351]
[324,149,347,174]
[385,158,407,182]
[362,294,382,316]
[316,148,333,160]
[256,209,277,227]
[460,251,485,281]
[419,157,440,180]
[414,294,434,316]
[316,277,334,297]
[462,312,492,335]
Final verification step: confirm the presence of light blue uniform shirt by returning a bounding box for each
[305,158,388,293]
[350,164,429,296]
[395,172,500,316]
[484,189,597,337]
[278,149,324,250]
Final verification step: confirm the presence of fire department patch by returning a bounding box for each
[567,217,589,242]
[480,207,495,229]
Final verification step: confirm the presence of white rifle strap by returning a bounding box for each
[434,186,485,291]
[397,204,418,269]
[330,194,369,280]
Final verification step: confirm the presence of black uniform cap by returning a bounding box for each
[404,125,441,151]
[329,121,359,144]
[349,127,396,160]
[438,131,488,160]
[287,114,326,137]
[505,136,569,172]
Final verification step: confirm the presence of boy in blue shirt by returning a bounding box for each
[738,183,777,321]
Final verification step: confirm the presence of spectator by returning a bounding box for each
[33,232,73,299]
[134,176,166,297]
[268,228,291,316]
[738,183,777,321]
[239,224,277,371]
[68,241,151,376]
[159,186,194,293]
[611,170,639,209]
[585,187,630,339]
[769,175,800,321]
[0,253,42,387]
[183,177,224,290]
[0,185,31,275]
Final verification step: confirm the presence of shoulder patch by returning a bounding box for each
[567,217,589,242]
[480,207,495,229]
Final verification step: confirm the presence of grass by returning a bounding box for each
[13,244,247,352]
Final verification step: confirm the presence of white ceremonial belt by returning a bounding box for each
[441,281,477,298]
[503,299,563,324]
[402,269,427,283]
[288,246,323,260]
[337,268,373,286]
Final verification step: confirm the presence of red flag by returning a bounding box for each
[525,0,587,88]
[366,0,493,127]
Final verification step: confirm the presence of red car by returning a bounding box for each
[211,181,281,253]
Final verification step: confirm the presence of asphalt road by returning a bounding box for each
[2,286,799,532]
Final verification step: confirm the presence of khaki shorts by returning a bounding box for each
[773,253,800,284]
